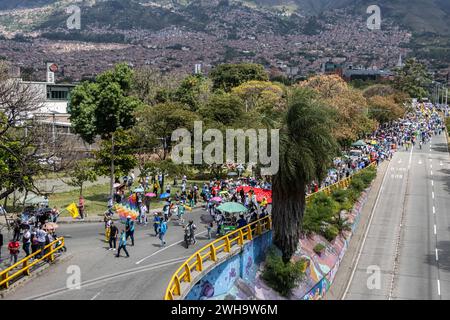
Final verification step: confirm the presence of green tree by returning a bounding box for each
[199,93,246,126]
[272,88,339,262]
[394,58,432,99]
[68,63,143,196]
[133,102,200,161]
[174,74,211,112]
[94,129,137,180]
[209,63,269,92]
[66,159,98,197]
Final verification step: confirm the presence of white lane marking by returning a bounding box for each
[435,248,439,261]
[135,230,207,265]
[431,170,433,176]
[438,280,441,296]
[431,180,434,187]
[418,160,423,165]
[90,290,103,300]
[342,159,391,300]
[440,161,443,166]
[408,146,413,169]
[433,206,436,214]
[434,225,437,235]
[26,256,191,300]
[432,192,435,199]
[430,164,433,169]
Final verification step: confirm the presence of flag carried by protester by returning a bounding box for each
[66,202,79,219]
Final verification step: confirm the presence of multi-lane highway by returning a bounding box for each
[343,131,450,299]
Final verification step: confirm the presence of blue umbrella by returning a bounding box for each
[159,192,170,199]
[133,187,144,193]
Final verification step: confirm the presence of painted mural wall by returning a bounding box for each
[185,231,273,300]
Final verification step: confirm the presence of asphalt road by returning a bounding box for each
[3,207,215,300]
[343,132,450,300]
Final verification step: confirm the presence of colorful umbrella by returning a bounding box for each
[145,192,156,197]
[217,202,248,213]
[133,187,144,193]
[159,192,170,199]
[210,197,222,203]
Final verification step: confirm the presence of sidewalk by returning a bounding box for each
[324,159,390,300]
[0,202,205,225]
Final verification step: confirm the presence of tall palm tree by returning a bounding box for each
[272,88,339,262]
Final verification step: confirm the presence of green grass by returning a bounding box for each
[50,179,208,217]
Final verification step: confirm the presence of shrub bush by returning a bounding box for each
[358,167,377,186]
[331,189,348,203]
[323,225,339,241]
[313,243,326,255]
[350,176,366,192]
[262,249,306,297]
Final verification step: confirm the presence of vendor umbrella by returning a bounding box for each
[145,192,156,197]
[217,202,248,214]
[113,183,122,188]
[133,187,144,193]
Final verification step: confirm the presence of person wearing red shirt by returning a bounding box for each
[8,239,20,266]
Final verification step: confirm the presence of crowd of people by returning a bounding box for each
[2,102,447,264]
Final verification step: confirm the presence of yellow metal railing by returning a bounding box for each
[0,237,65,289]
[306,162,377,202]
[164,162,378,300]
[164,216,272,300]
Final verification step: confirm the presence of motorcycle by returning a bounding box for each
[184,227,194,249]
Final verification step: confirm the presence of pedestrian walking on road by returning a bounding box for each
[22,228,31,257]
[159,220,167,247]
[109,221,118,251]
[125,216,135,246]
[116,230,129,258]
[153,213,161,236]
[206,221,213,240]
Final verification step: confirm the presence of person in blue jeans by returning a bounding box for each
[153,213,161,236]
[125,216,135,246]
[116,230,129,258]
[159,220,167,247]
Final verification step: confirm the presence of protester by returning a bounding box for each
[116,230,129,258]
[78,196,85,220]
[22,227,31,257]
[125,216,135,246]
[159,219,168,247]
[8,239,20,266]
[109,221,118,251]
